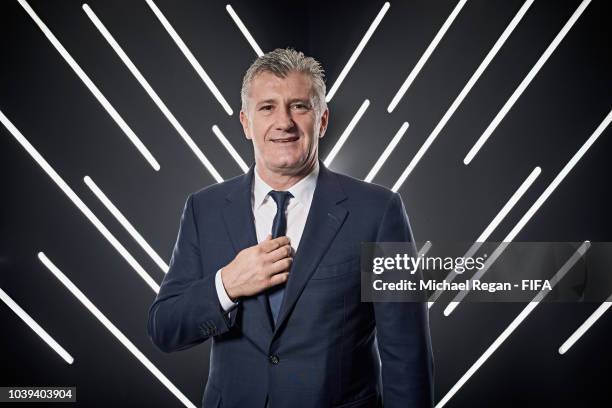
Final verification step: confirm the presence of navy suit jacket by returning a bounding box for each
[148,160,434,408]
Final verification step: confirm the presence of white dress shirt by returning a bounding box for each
[214,161,320,312]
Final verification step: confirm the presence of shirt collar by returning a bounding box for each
[252,161,319,209]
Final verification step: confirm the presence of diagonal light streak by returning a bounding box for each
[325,3,390,103]
[559,292,612,354]
[82,4,223,182]
[17,0,160,171]
[387,0,468,113]
[145,0,233,115]
[472,169,541,243]
[84,175,169,273]
[37,252,196,408]
[211,125,249,173]
[226,4,263,56]
[418,241,432,257]
[436,241,590,408]
[463,0,592,165]
[391,0,536,192]
[0,108,159,293]
[365,121,409,182]
[445,108,612,316]
[0,286,74,364]
[324,99,370,167]
[427,166,541,309]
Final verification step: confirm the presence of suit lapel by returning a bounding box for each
[221,166,275,335]
[274,162,348,335]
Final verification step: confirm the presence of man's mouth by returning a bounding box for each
[271,136,299,143]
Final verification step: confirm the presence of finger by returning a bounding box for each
[260,235,290,253]
[269,272,289,287]
[266,244,293,263]
[256,234,274,252]
[268,257,293,276]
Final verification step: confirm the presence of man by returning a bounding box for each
[148,48,434,408]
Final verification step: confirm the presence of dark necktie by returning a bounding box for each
[267,190,293,325]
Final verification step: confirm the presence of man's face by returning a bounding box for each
[240,71,328,175]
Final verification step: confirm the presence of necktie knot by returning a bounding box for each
[268,190,292,239]
[268,190,293,208]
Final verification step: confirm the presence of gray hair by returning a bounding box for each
[240,48,327,116]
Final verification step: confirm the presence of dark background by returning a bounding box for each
[1,0,610,406]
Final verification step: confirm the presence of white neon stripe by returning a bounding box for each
[504,108,610,243]
[445,109,611,314]
[559,293,612,354]
[84,176,169,273]
[417,241,432,307]
[428,166,541,309]
[442,241,511,316]
[0,109,159,293]
[436,242,590,408]
[463,0,592,165]
[17,0,159,171]
[437,303,537,407]
[145,0,233,116]
[37,253,196,408]
[475,166,541,242]
[325,3,390,103]
[226,4,263,57]
[81,4,223,182]
[443,301,459,315]
[212,125,249,173]
[391,0,536,191]
[0,286,74,365]
[387,0,468,113]
[323,99,370,167]
[365,122,409,182]
[418,241,432,257]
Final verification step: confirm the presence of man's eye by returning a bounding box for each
[292,104,308,110]
[260,105,273,111]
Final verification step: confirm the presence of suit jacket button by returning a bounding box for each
[269,355,280,365]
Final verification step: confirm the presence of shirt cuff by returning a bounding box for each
[215,268,238,313]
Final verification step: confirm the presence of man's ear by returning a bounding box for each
[240,110,252,140]
[318,107,329,138]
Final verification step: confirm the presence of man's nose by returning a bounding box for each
[275,106,295,131]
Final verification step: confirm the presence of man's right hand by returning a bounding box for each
[220,235,293,301]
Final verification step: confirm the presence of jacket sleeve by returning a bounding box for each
[372,192,434,407]
[147,193,239,353]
